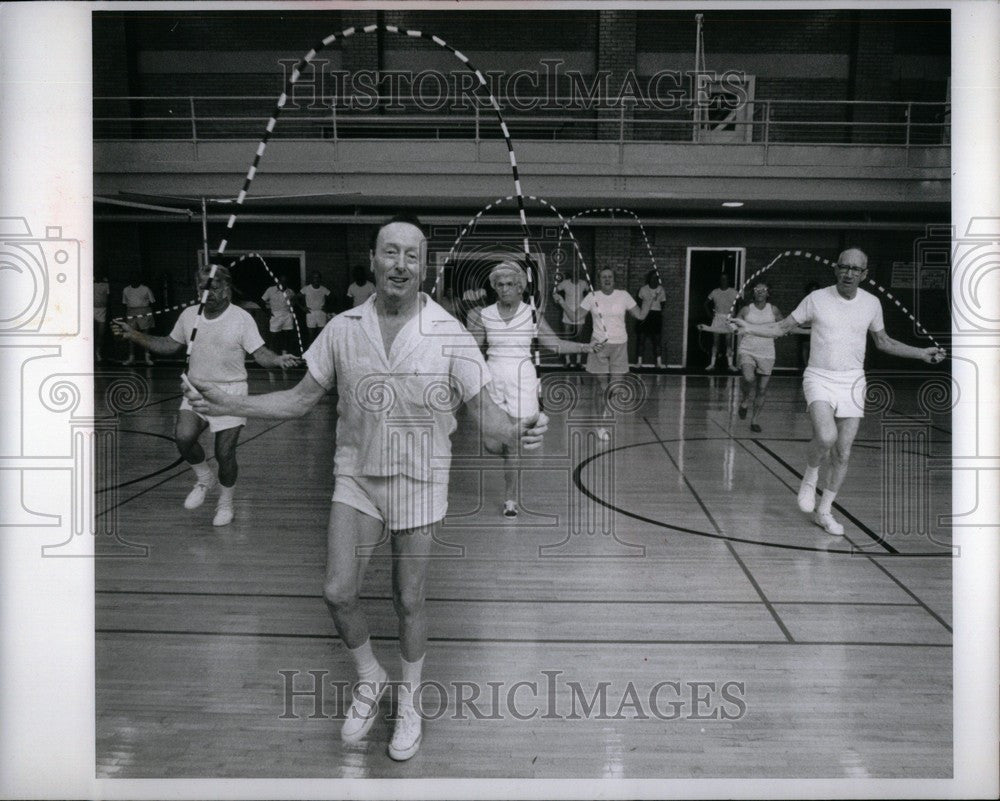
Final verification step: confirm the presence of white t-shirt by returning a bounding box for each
[123,284,155,308]
[302,284,330,311]
[791,286,885,372]
[348,281,376,307]
[638,284,665,312]
[579,289,636,344]
[262,285,294,317]
[708,287,739,317]
[738,303,777,359]
[555,278,589,324]
[169,304,265,384]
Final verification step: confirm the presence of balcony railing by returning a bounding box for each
[94,96,950,149]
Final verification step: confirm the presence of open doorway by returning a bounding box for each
[683,247,745,369]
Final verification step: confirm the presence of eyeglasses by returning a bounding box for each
[835,264,866,276]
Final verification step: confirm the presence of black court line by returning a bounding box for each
[862,556,953,634]
[94,629,951,648]
[96,430,185,493]
[751,439,899,554]
[743,436,953,635]
[572,439,950,558]
[96,420,290,518]
[709,418,912,560]
[641,417,795,643]
[93,589,922,607]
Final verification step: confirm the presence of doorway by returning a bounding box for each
[683,247,745,369]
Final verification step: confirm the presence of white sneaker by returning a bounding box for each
[388,700,422,761]
[212,501,234,527]
[813,510,845,536]
[184,476,218,510]
[341,669,388,744]
[502,500,518,518]
[796,478,817,513]
[596,427,610,442]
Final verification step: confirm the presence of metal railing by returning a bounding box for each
[94,96,950,149]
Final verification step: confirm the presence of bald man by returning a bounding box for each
[730,248,945,536]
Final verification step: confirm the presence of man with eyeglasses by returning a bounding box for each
[730,247,945,536]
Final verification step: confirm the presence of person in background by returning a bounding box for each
[94,272,110,363]
[122,272,156,366]
[347,265,376,308]
[635,269,666,368]
[552,268,590,368]
[301,270,332,346]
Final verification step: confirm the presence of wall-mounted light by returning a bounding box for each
[721,201,744,208]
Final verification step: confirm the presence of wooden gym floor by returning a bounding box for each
[95,367,952,779]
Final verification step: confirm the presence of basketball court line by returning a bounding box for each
[717,426,953,634]
[95,419,291,518]
[94,629,950,648]
[640,416,795,642]
[93,589,924,607]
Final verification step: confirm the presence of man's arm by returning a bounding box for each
[111,319,185,356]
[464,386,548,450]
[871,329,946,363]
[184,372,328,419]
[627,295,653,321]
[250,345,301,370]
[729,315,800,339]
[465,308,488,351]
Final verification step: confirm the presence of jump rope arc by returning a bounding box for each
[730,250,944,351]
[188,25,537,367]
[558,206,663,286]
[441,193,609,347]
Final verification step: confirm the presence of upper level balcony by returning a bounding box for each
[94,96,950,218]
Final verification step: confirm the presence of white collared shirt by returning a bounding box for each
[304,293,490,484]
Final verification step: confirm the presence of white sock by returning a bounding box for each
[818,489,837,515]
[191,461,213,483]
[348,639,382,681]
[217,484,235,506]
[802,465,819,486]
[399,654,425,705]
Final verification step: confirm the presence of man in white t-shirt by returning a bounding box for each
[579,268,654,439]
[347,266,376,308]
[122,275,156,365]
[552,270,590,367]
[181,215,549,762]
[703,273,739,371]
[730,248,945,536]
[113,265,299,526]
[262,274,297,355]
[300,270,332,346]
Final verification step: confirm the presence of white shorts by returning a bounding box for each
[93,307,108,324]
[802,367,866,418]
[179,380,248,432]
[739,352,774,376]
[306,309,329,329]
[128,306,155,331]
[332,474,448,531]
[586,342,629,376]
[269,313,294,332]
[487,357,540,421]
